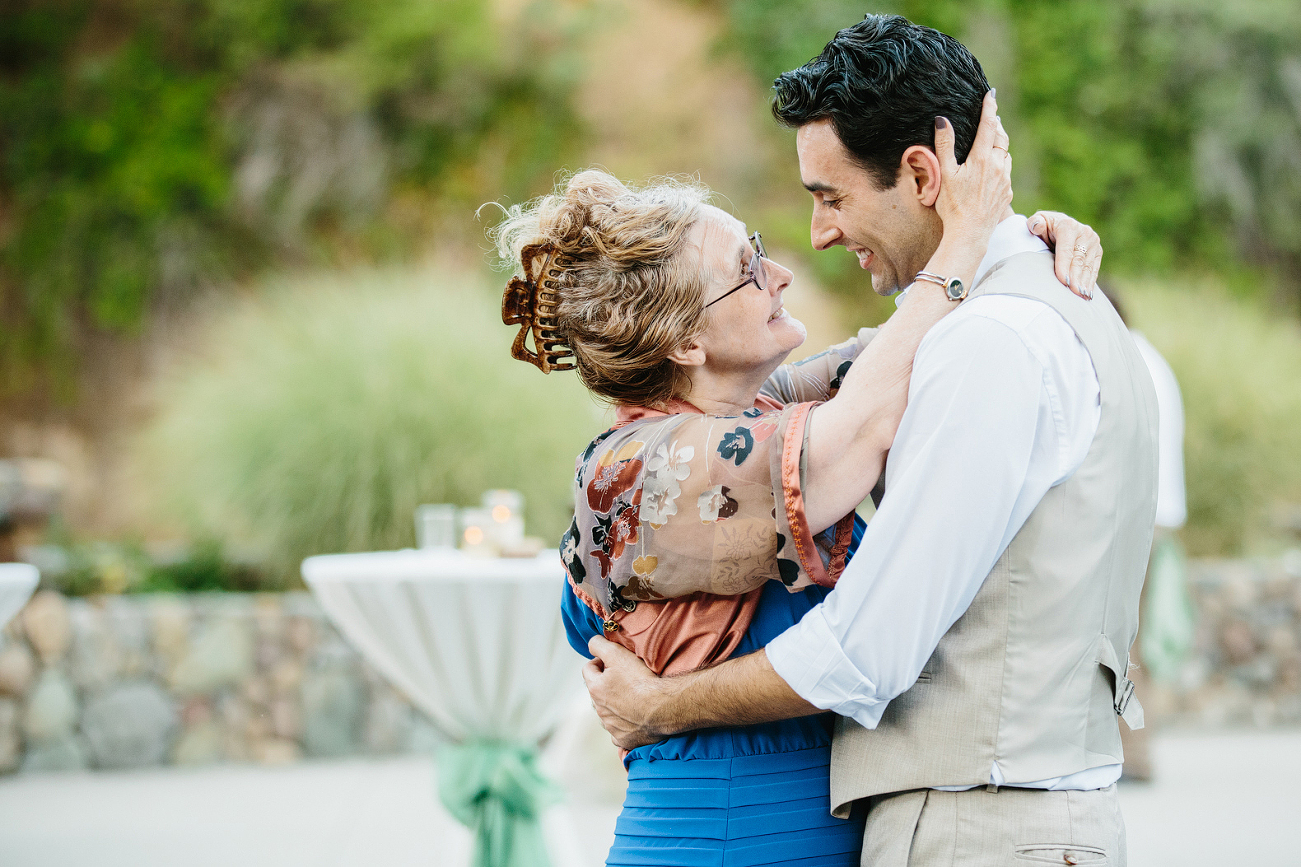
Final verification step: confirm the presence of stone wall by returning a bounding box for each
[1148,555,1301,728]
[0,591,438,773]
[1,555,1298,774]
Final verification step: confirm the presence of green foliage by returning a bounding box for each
[716,0,893,85]
[0,0,588,387]
[714,0,1301,301]
[1126,280,1301,556]
[39,541,146,597]
[1160,0,1301,288]
[28,528,266,595]
[1005,0,1213,271]
[135,541,267,593]
[140,265,601,579]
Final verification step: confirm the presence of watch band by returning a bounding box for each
[914,270,968,301]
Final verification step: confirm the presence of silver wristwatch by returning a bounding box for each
[915,270,967,301]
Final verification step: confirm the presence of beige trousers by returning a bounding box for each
[860,785,1126,867]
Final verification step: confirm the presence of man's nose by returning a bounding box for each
[810,210,841,251]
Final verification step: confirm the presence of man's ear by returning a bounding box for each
[901,145,942,208]
[668,339,706,368]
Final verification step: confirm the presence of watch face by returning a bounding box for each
[945,278,966,301]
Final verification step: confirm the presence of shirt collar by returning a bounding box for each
[895,214,1047,309]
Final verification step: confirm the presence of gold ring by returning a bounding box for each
[992,144,1007,152]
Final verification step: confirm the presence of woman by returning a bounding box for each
[493,98,1097,866]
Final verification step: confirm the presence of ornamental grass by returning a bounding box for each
[1127,280,1301,556]
[140,263,602,582]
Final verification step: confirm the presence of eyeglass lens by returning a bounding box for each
[704,231,768,309]
[749,233,766,290]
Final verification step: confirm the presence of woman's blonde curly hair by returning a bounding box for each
[491,169,714,408]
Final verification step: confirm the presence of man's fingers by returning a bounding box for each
[588,634,624,661]
[581,657,604,690]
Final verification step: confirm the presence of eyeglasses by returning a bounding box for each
[704,232,767,309]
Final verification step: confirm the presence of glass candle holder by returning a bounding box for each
[458,507,496,557]
[481,489,525,549]
[414,504,457,550]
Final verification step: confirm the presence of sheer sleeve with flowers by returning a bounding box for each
[558,331,877,675]
[760,327,877,405]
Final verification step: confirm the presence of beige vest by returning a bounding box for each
[830,252,1158,816]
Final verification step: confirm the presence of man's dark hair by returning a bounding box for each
[773,15,990,189]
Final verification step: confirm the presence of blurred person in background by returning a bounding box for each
[496,93,1101,864]
[1102,282,1193,784]
[582,14,1159,867]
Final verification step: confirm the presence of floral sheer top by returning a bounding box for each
[561,328,876,675]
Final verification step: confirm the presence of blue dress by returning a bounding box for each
[561,522,867,867]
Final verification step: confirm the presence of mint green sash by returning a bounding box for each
[438,741,562,867]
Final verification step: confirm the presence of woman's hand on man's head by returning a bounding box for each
[932,88,1101,301]
[932,90,1014,246]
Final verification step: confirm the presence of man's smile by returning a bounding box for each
[849,247,875,270]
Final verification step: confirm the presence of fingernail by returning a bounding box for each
[1085,287,1094,300]
[991,88,997,99]
[935,116,949,131]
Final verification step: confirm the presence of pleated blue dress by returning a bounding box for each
[562,523,867,867]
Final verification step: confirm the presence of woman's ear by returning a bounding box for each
[668,340,706,368]
[901,144,942,208]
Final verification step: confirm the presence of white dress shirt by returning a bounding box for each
[767,215,1121,790]
[1131,331,1186,529]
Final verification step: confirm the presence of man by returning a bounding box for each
[584,15,1158,866]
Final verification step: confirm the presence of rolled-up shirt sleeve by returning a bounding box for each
[766,313,1051,729]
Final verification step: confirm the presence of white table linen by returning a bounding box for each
[301,549,582,745]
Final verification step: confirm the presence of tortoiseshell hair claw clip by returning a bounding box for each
[502,242,576,373]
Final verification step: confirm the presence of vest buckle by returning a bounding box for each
[1114,676,1146,729]
[1114,677,1135,716]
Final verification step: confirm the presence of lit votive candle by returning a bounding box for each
[458,507,496,557]
[482,489,525,549]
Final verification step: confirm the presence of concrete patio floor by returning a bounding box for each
[0,726,1297,867]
